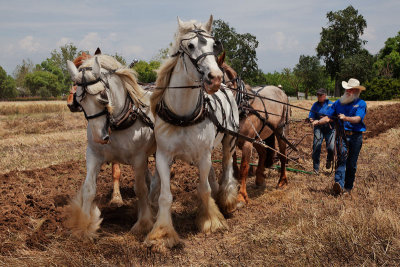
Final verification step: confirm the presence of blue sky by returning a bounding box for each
[0,0,399,75]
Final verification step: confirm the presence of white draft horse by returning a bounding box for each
[67,51,124,207]
[66,55,157,238]
[147,16,239,248]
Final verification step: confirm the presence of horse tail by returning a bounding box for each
[264,134,276,168]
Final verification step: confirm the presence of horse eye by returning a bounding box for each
[188,43,195,50]
[214,40,223,53]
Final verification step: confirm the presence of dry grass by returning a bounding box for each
[0,100,399,265]
[0,101,69,115]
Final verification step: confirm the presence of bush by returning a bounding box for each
[363,78,400,100]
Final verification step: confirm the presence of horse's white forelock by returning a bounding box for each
[150,19,211,114]
[79,55,148,108]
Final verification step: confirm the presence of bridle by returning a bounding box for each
[155,27,225,127]
[70,66,154,132]
[73,67,113,120]
[170,28,224,78]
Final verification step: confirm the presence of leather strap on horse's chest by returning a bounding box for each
[110,97,154,131]
[156,93,207,127]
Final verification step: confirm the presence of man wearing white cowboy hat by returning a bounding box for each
[317,78,367,195]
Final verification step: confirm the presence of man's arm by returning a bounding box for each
[338,114,362,123]
[312,115,330,126]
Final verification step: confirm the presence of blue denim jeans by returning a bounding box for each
[335,132,363,190]
[312,125,335,172]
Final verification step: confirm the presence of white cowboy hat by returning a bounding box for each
[342,78,366,90]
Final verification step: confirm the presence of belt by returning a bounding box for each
[344,130,361,136]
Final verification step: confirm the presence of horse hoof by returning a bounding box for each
[144,225,181,249]
[130,219,154,235]
[109,198,124,208]
[236,200,246,209]
[276,180,288,189]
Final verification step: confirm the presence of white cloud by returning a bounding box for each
[56,37,72,47]
[18,36,40,52]
[260,31,300,52]
[79,32,101,52]
[122,45,144,56]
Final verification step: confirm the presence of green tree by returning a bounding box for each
[24,71,61,97]
[374,31,400,78]
[113,53,126,65]
[48,43,86,94]
[294,55,328,99]
[132,60,161,83]
[13,59,35,89]
[152,45,171,62]
[0,66,18,99]
[212,19,260,84]
[363,78,400,100]
[282,68,302,98]
[337,49,375,84]
[316,5,367,96]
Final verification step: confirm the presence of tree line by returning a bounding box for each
[1,5,399,100]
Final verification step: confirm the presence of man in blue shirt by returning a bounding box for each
[308,88,335,174]
[317,78,367,195]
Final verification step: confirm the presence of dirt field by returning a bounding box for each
[0,100,399,266]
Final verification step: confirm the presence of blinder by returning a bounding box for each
[73,67,110,121]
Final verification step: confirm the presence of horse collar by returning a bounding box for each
[156,90,207,127]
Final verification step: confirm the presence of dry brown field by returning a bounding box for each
[0,99,399,266]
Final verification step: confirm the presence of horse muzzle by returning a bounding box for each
[203,71,222,94]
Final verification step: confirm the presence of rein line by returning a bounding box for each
[229,87,339,120]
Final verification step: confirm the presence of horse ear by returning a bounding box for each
[205,15,213,33]
[217,51,225,67]
[66,60,79,82]
[177,17,184,29]
[93,57,101,79]
[94,47,101,55]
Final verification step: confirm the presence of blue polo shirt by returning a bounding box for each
[308,99,333,120]
[325,98,367,132]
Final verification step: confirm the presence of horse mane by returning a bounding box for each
[80,54,148,108]
[73,52,92,67]
[221,62,237,83]
[150,19,212,115]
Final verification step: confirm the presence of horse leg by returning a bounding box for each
[276,136,288,188]
[254,143,267,187]
[109,163,124,207]
[217,135,238,214]
[145,150,180,248]
[237,141,252,207]
[148,168,160,215]
[66,150,103,239]
[197,154,227,233]
[208,166,219,200]
[131,158,154,235]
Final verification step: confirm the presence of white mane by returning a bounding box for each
[80,55,149,107]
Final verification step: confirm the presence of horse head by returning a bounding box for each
[67,55,122,144]
[175,15,224,94]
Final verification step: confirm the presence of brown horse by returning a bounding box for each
[67,50,124,206]
[220,58,290,207]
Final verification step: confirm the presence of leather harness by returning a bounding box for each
[72,67,154,131]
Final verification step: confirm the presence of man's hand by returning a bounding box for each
[312,120,319,126]
[338,114,347,121]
